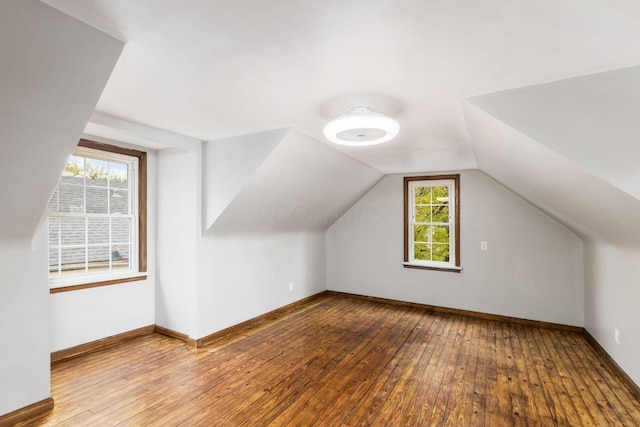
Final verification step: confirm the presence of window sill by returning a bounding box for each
[402,262,462,273]
[49,272,150,294]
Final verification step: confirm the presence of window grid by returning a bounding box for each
[404,175,460,271]
[48,147,138,281]
[411,182,453,264]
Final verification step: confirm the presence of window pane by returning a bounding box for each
[60,217,85,246]
[112,218,131,244]
[61,247,85,273]
[432,225,450,244]
[86,187,108,214]
[48,217,60,247]
[58,179,84,213]
[85,158,109,187]
[415,206,430,223]
[431,205,449,223]
[49,247,59,274]
[110,188,129,214]
[432,244,450,262]
[432,186,449,204]
[112,244,131,270]
[88,218,109,244]
[64,155,84,178]
[414,243,431,261]
[87,246,110,273]
[413,225,429,243]
[109,162,128,184]
[48,188,59,212]
[414,186,431,204]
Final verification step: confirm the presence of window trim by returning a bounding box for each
[49,139,147,292]
[403,174,461,272]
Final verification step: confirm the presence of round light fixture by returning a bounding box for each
[323,106,399,146]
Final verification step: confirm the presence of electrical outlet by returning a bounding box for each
[614,328,620,344]
[289,282,294,292]
[480,241,487,251]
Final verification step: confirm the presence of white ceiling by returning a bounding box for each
[468,66,640,200]
[0,1,122,240]
[204,129,384,234]
[41,0,640,173]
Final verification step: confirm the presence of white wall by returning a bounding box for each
[156,134,331,340]
[191,128,382,340]
[463,99,640,386]
[204,129,285,230]
[327,170,584,326]
[50,280,155,351]
[0,0,122,241]
[0,0,122,416]
[205,129,384,235]
[468,66,640,200]
[584,242,640,385]
[195,231,326,338]
[155,146,201,337]
[0,226,50,415]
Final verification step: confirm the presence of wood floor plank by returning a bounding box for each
[499,322,528,426]
[484,321,515,427]
[398,314,457,425]
[427,314,468,425]
[469,318,488,426]
[443,316,481,427]
[24,293,640,426]
[564,332,640,426]
[243,301,397,426]
[544,328,601,426]
[343,311,446,426]
[273,305,417,426]
[509,325,549,426]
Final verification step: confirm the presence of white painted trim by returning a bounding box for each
[85,111,201,151]
[402,262,462,271]
[50,271,150,288]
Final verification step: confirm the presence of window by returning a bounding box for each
[48,140,147,290]
[403,175,460,272]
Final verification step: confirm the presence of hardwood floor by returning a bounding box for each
[25,294,640,426]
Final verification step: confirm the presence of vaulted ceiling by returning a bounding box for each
[41,0,640,173]
[32,0,640,244]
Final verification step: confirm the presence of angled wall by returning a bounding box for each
[0,1,122,241]
[204,128,286,231]
[194,129,384,338]
[467,66,640,201]
[0,0,123,417]
[205,129,385,235]
[461,102,640,247]
[463,101,640,386]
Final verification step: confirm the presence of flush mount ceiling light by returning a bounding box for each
[323,106,399,146]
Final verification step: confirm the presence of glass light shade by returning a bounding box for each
[323,107,399,146]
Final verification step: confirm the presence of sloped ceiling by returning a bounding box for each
[0,1,122,240]
[34,0,640,244]
[204,129,384,234]
[203,128,287,230]
[467,66,640,201]
[41,0,640,174]
[463,102,640,248]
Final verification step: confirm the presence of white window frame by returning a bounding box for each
[403,175,461,272]
[48,144,144,288]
